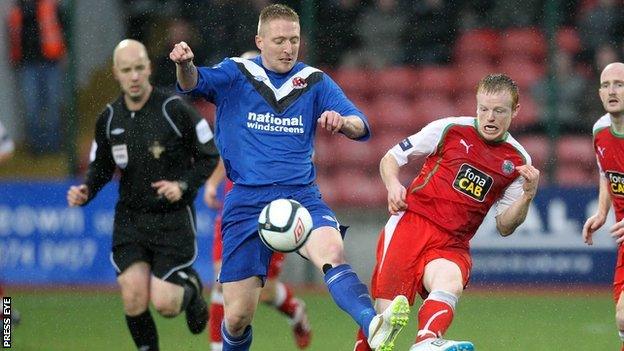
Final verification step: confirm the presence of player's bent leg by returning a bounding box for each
[150,277,185,317]
[301,227,394,348]
[261,277,312,349]
[118,262,159,350]
[182,268,209,334]
[417,259,465,344]
[118,262,151,315]
[409,338,474,351]
[154,267,208,333]
[221,276,263,350]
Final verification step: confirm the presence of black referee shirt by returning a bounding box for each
[84,88,219,212]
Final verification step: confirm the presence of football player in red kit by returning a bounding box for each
[354,74,540,351]
[583,62,624,351]
[204,161,311,350]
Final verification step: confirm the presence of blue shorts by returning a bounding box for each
[219,183,340,283]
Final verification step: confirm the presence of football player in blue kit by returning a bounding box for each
[170,4,409,351]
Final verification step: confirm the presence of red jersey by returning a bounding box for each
[388,117,530,241]
[593,114,624,222]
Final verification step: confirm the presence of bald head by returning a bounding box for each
[601,62,624,82]
[599,62,624,117]
[112,39,152,103]
[113,39,150,67]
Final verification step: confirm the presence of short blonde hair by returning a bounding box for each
[257,4,299,35]
[476,74,519,109]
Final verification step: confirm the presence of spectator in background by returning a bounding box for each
[488,0,540,28]
[152,17,206,91]
[531,50,590,134]
[402,0,456,65]
[342,0,407,68]
[0,119,15,165]
[316,0,363,67]
[197,0,266,65]
[577,0,624,63]
[7,0,66,154]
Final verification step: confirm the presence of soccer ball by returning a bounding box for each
[258,199,313,253]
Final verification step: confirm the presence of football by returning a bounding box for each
[258,199,313,253]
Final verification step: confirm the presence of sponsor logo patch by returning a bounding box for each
[607,171,624,197]
[399,138,413,151]
[452,163,493,202]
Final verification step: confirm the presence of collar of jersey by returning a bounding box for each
[231,57,321,101]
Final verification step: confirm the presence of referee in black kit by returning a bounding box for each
[67,39,219,350]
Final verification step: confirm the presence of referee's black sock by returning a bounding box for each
[125,310,159,351]
[181,282,195,311]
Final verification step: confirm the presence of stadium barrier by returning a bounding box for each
[0,181,616,285]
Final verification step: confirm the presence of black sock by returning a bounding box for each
[181,283,195,311]
[125,310,159,351]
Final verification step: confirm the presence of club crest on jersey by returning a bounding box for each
[452,163,493,202]
[149,141,165,159]
[606,171,624,197]
[502,160,515,175]
[292,76,307,89]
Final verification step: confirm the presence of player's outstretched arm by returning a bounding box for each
[496,164,540,236]
[317,111,366,139]
[583,176,611,245]
[170,41,198,91]
[380,152,407,215]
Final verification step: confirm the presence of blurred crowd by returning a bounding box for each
[4,0,624,190]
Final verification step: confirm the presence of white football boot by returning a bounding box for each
[409,338,475,351]
[367,295,410,351]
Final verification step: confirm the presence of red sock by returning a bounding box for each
[209,302,224,345]
[275,282,298,318]
[354,328,372,351]
[416,299,455,343]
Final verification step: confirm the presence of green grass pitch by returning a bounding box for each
[9,288,619,350]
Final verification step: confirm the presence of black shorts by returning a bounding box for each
[111,204,197,282]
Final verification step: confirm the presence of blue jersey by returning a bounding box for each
[179,56,370,186]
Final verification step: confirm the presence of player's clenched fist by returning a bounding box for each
[318,110,344,134]
[67,184,89,207]
[169,41,194,65]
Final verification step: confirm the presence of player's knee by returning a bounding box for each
[152,294,180,318]
[317,242,345,266]
[120,288,149,315]
[224,312,252,334]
